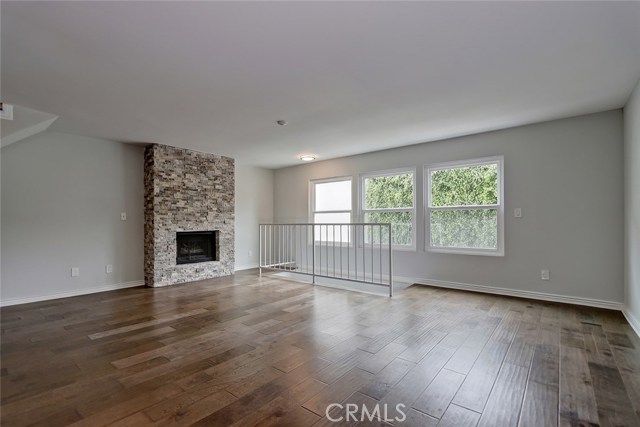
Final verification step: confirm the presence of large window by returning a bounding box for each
[361,169,415,248]
[426,157,503,256]
[310,177,352,242]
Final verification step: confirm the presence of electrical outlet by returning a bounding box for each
[541,269,550,281]
[71,267,80,277]
[121,212,127,221]
[105,264,113,274]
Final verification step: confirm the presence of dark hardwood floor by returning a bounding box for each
[1,270,639,427]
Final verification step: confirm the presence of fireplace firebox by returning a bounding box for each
[176,231,219,265]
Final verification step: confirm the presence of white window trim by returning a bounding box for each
[309,176,353,244]
[359,167,417,251]
[425,156,504,256]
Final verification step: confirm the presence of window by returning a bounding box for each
[426,156,504,256]
[310,177,352,242]
[361,169,415,248]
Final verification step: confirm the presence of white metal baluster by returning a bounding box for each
[354,225,358,281]
[288,225,291,270]
[319,225,322,277]
[389,224,393,296]
[370,225,374,284]
[288,225,292,270]
[347,225,350,280]
[259,225,262,276]
[363,224,366,283]
[332,225,335,279]
[379,225,383,285]
[361,225,365,282]
[325,225,329,277]
[284,225,288,270]
[340,225,343,278]
[297,225,301,272]
[308,225,311,275]
[269,225,272,268]
[278,224,281,268]
[312,224,316,284]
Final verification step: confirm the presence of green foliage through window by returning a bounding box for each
[364,212,412,245]
[363,172,414,246]
[431,164,497,207]
[430,209,497,249]
[364,173,414,209]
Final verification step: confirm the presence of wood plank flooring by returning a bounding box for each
[1,270,639,426]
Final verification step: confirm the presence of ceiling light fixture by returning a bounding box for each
[298,154,317,162]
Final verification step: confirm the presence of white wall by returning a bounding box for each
[624,79,640,334]
[274,111,625,307]
[0,131,275,304]
[234,163,274,270]
[1,131,145,304]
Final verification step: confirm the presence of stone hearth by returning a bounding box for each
[144,144,234,287]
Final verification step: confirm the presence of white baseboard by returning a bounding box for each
[0,280,144,307]
[235,263,259,272]
[397,276,623,311]
[622,306,640,339]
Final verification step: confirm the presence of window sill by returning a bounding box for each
[359,243,416,252]
[427,247,504,257]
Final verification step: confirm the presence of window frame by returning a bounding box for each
[309,176,353,243]
[359,167,417,251]
[425,156,504,256]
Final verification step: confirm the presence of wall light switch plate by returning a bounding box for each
[541,269,550,281]
[71,267,80,277]
[514,208,522,218]
[106,264,113,274]
[121,212,127,221]
[248,250,253,258]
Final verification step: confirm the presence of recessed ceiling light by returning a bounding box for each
[298,154,317,162]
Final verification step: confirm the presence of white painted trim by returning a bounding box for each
[359,167,417,251]
[396,276,623,311]
[424,155,504,257]
[622,306,640,339]
[0,280,144,307]
[309,176,353,225]
[235,263,259,272]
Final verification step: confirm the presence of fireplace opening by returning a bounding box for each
[176,231,219,265]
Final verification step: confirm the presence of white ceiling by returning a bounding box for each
[2,2,639,169]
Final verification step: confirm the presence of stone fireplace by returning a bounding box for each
[144,144,234,287]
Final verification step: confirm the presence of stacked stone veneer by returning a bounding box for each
[144,144,234,287]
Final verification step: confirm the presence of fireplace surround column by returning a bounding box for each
[144,144,235,287]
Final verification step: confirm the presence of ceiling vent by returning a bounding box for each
[0,103,14,120]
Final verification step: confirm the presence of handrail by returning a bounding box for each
[258,223,393,297]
